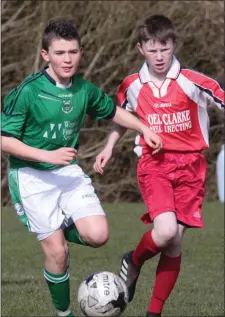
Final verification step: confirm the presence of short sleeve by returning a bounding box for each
[1,86,31,139]
[117,80,134,112]
[86,82,116,120]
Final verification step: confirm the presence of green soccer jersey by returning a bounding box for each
[1,68,116,170]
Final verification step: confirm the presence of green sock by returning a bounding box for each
[63,223,88,246]
[44,269,70,312]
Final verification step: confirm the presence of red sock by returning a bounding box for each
[148,253,182,313]
[132,229,161,267]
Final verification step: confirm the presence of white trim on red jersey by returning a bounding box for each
[117,56,224,156]
[181,69,224,111]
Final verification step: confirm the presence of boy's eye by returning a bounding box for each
[55,51,78,55]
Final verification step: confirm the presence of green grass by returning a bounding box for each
[2,202,224,316]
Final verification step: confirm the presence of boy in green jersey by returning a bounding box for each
[1,19,162,316]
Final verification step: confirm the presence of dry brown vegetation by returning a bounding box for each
[1,0,224,205]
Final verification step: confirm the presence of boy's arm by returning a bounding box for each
[199,78,224,111]
[94,106,162,174]
[112,106,161,149]
[88,80,162,173]
[94,123,126,175]
[2,136,49,162]
[1,136,77,166]
[183,70,224,111]
[104,123,127,150]
[86,79,155,135]
[2,86,76,166]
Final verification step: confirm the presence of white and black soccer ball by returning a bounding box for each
[77,271,128,316]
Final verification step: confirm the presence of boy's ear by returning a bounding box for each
[137,43,144,56]
[41,49,50,63]
[173,42,177,52]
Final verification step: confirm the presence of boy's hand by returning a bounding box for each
[44,148,77,165]
[93,147,113,175]
[142,127,163,154]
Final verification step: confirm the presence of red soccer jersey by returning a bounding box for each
[117,57,224,156]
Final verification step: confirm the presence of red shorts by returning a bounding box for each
[137,151,207,228]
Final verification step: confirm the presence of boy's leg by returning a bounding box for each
[119,155,177,302]
[147,224,186,316]
[40,230,73,317]
[147,152,206,315]
[132,211,179,266]
[119,212,179,302]
[62,218,88,246]
[133,155,178,265]
[70,208,109,248]
[8,167,75,316]
[59,164,109,248]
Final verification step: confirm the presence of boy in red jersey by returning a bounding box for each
[94,14,224,316]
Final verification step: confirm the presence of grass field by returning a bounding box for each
[2,202,224,316]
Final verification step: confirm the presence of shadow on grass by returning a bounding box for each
[2,279,38,286]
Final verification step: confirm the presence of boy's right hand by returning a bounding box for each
[44,147,77,165]
[142,126,163,154]
[93,147,113,175]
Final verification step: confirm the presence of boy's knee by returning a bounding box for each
[154,225,178,247]
[82,227,109,247]
[75,214,109,248]
[164,223,187,256]
[153,211,179,247]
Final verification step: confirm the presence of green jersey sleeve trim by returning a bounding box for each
[3,73,42,116]
[1,131,14,137]
[1,74,41,139]
[104,105,116,119]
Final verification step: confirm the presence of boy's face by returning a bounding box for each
[41,38,82,84]
[137,38,175,77]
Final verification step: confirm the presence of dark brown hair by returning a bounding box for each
[137,14,178,45]
[42,19,81,51]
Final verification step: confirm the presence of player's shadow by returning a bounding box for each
[2,279,35,286]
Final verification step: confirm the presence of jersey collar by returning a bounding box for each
[42,66,72,88]
[139,56,181,83]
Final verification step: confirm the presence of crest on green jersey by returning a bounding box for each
[62,100,73,114]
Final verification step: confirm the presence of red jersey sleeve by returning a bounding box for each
[182,69,224,111]
[117,73,139,111]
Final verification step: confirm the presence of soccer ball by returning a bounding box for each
[77,271,128,316]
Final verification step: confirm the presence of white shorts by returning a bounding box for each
[8,164,105,239]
